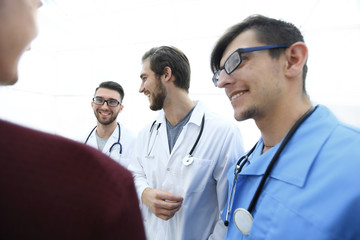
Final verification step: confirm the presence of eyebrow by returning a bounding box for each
[140,73,147,79]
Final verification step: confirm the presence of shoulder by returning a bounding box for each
[118,123,137,140]
[306,106,360,169]
[204,109,240,132]
[137,119,159,137]
[0,120,131,178]
[195,101,238,127]
[315,105,360,142]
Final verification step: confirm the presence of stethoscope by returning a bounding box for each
[85,122,122,154]
[146,114,205,166]
[224,106,317,235]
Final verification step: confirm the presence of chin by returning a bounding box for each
[234,113,244,121]
[236,106,258,121]
[0,70,19,86]
[150,105,160,111]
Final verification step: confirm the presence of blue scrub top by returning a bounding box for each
[223,105,360,240]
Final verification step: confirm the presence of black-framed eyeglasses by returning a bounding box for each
[92,97,121,107]
[212,45,289,87]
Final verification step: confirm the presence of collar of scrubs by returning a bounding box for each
[239,105,338,188]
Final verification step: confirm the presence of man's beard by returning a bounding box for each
[150,78,167,111]
[234,105,260,121]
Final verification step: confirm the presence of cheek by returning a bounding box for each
[12,13,38,51]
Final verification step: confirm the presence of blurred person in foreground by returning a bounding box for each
[129,46,244,240]
[0,0,145,239]
[210,14,360,239]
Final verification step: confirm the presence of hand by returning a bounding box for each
[141,188,184,220]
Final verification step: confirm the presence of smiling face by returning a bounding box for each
[217,30,286,122]
[0,0,42,85]
[91,88,123,126]
[139,59,167,111]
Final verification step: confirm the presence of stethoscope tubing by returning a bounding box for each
[85,122,122,154]
[147,114,205,158]
[225,105,317,226]
[247,106,316,213]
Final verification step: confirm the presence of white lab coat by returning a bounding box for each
[85,122,136,169]
[128,101,244,240]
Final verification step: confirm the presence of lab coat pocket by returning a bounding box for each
[179,157,212,194]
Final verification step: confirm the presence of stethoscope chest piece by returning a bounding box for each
[234,208,253,235]
[182,155,194,166]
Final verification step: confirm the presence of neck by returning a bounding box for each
[163,92,195,126]
[263,144,274,148]
[262,144,274,154]
[96,121,117,138]
[258,101,312,148]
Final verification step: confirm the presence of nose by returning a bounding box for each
[217,70,235,88]
[99,101,111,109]
[139,82,145,93]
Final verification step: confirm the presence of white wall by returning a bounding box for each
[0,0,359,151]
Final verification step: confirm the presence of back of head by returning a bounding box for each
[95,81,125,101]
[211,15,308,85]
[142,46,191,92]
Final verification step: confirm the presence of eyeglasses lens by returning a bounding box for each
[212,71,220,87]
[93,97,119,107]
[93,97,103,105]
[107,100,119,107]
[225,52,241,74]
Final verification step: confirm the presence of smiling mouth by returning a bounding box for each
[99,111,111,116]
[230,91,247,101]
[145,93,152,102]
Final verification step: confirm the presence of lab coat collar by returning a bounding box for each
[241,105,338,188]
[188,100,206,126]
[155,100,205,127]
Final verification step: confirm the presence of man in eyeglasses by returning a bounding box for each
[211,15,360,239]
[85,81,136,168]
[0,0,145,238]
[129,46,244,240]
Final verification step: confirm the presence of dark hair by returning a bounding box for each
[142,46,191,92]
[95,81,124,101]
[211,15,308,92]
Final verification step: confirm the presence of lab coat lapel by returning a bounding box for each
[86,130,98,149]
[156,110,171,157]
[102,125,119,154]
[169,102,205,157]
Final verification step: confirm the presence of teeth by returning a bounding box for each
[231,92,244,101]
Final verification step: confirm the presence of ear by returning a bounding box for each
[162,66,173,83]
[119,104,124,111]
[284,42,308,79]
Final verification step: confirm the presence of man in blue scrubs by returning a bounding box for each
[210,15,360,239]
